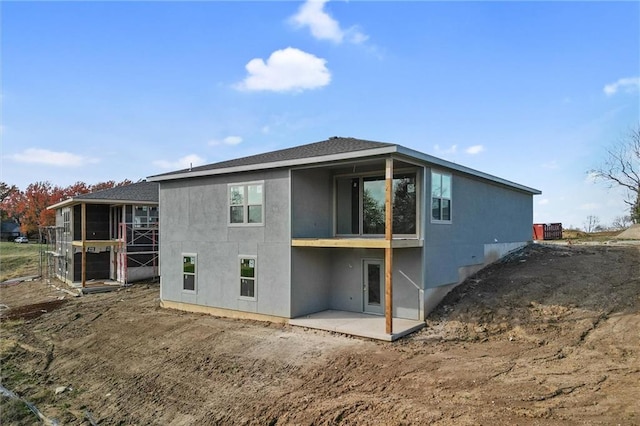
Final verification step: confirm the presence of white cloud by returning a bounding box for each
[434,144,457,155]
[235,47,330,93]
[289,0,368,44]
[538,199,550,205]
[153,154,205,170]
[209,136,243,146]
[542,160,559,169]
[603,76,640,96]
[465,145,485,155]
[9,148,98,167]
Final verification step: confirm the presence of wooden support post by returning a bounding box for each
[81,203,86,288]
[385,157,393,335]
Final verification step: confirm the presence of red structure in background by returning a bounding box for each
[533,223,563,240]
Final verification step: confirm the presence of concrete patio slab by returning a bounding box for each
[289,310,425,341]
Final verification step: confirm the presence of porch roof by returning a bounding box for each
[48,181,159,210]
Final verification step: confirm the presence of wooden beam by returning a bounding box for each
[290,238,423,249]
[291,238,391,248]
[385,157,393,335]
[72,240,120,248]
[81,203,86,288]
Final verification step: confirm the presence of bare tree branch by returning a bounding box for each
[588,126,640,223]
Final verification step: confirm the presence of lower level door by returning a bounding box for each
[363,259,384,315]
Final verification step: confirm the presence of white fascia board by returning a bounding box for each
[47,198,158,210]
[147,146,399,182]
[395,146,541,195]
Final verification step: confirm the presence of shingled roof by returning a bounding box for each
[147,136,541,194]
[149,137,394,180]
[48,181,159,210]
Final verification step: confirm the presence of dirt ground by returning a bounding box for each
[1,243,639,425]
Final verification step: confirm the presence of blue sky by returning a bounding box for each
[2,1,638,229]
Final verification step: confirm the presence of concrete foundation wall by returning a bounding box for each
[127,266,158,283]
[159,170,292,318]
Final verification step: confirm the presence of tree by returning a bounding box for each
[5,181,65,235]
[393,177,416,234]
[584,215,600,233]
[0,179,133,236]
[589,126,640,223]
[611,215,632,230]
[0,182,18,221]
[363,188,385,234]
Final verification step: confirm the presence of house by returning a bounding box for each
[148,137,540,340]
[45,181,159,287]
[1,220,21,241]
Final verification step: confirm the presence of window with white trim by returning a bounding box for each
[239,256,257,300]
[229,182,264,225]
[183,254,197,292]
[431,171,452,222]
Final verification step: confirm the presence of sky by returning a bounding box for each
[1,0,639,230]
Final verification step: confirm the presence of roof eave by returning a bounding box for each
[395,146,541,195]
[147,146,400,182]
[48,198,158,210]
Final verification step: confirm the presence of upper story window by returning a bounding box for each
[336,172,417,236]
[229,182,264,225]
[62,208,71,236]
[431,171,452,222]
[134,206,159,228]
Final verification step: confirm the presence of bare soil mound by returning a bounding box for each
[616,223,640,239]
[1,244,638,424]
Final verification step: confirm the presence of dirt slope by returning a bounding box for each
[1,244,639,425]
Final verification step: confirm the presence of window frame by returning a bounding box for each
[228,181,264,226]
[133,205,159,229]
[334,169,419,238]
[238,255,257,301]
[182,253,197,293]
[431,170,452,224]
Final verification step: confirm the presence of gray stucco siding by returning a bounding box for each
[423,172,534,289]
[290,248,332,317]
[291,168,333,238]
[327,248,422,320]
[159,169,292,317]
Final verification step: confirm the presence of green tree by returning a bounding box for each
[393,177,416,234]
[363,188,385,234]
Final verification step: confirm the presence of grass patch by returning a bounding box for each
[561,229,620,242]
[0,395,41,425]
[0,242,43,282]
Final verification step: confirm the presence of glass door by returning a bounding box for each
[363,259,384,315]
